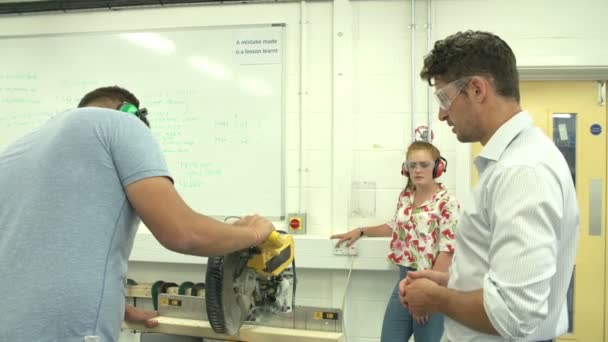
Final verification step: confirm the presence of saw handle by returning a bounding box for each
[264,230,286,248]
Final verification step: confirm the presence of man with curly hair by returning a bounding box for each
[398,31,579,342]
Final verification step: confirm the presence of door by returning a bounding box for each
[471,81,607,341]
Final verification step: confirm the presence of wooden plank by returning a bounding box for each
[124,316,345,342]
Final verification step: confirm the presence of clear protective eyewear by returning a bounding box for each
[405,161,434,171]
[433,77,471,110]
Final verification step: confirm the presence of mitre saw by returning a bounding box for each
[205,230,296,336]
[125,230,344,341]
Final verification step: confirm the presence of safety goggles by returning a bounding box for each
[404,161,434,171]
[118,102,148,120]
[433,77,471,110]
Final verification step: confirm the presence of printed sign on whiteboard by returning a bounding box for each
[234,26,282,65]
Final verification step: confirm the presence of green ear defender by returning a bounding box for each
[117,102,148,120]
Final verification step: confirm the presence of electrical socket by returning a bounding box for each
[333,244,348,256]
[333,243,358,256]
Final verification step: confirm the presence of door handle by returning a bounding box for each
[589,178,603,236]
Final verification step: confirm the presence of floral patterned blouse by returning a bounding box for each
[387,184,460,270]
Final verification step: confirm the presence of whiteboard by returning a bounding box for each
[0,24,286,219]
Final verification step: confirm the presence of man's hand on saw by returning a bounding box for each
[236,215,276,245]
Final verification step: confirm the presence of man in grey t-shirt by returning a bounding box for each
[0,86,275,342]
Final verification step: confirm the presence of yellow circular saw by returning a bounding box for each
[205,231,295,336]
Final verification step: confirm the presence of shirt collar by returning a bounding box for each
[477,110,533,162]
[407,183,447,206]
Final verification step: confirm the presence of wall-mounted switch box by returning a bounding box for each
[287,213,307,234]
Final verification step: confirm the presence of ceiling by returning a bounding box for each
[0,0,291,15]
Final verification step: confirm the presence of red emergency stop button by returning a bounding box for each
[289,218,302,230]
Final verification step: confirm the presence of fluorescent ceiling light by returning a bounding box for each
[188,56,230,80]
[553,113,574,118]
[239,78,272,97]
[120,32,175,55]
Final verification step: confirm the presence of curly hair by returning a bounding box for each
[420,30,520,102]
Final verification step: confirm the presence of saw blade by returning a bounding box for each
[205,251,257,336]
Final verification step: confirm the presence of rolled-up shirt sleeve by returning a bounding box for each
[482,164,562,339]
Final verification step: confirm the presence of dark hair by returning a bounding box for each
[420,30,520,102]
[405,141,441,190]
[78,86,149,127]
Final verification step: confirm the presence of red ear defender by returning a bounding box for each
[402,157,447,178]
[433,156,448,178]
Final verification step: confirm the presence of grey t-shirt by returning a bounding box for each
[0,107,172,341]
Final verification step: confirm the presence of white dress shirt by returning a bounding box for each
[443,111,580,341]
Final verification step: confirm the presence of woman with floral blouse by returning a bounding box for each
[331,141,461,342]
